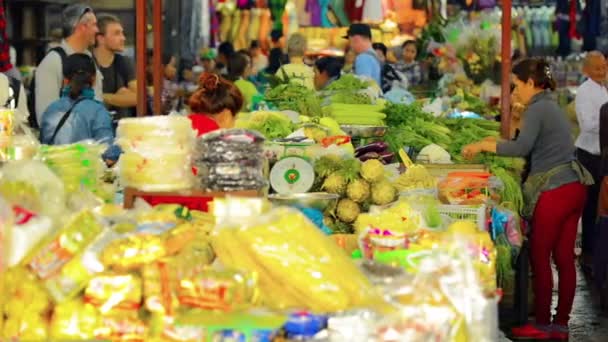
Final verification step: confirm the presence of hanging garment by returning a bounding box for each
[307,0,322,26]
[581,0,601,51]
[210,0,220,47]
[362,0,383,22]
[297,0,312,26]
[270,0,289,30]
[330,0,350,26]
[319,0,333,27]
[259,9,273,51]
[250,7,263,42]
[555,0,575,56]
[230,10,243,43]
[345,0,364,22]
[569,0,581,39]
[237,0,253,9]
[236,10,251,50]
[200,0,211,49]
[285,0,299,36]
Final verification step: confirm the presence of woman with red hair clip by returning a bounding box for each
[187,72,244,137]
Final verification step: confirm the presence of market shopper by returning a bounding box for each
[250,40,268,74]
[93,14,137,120]
[344,23,381,87]
[227,52,259,111]
[40,53,119,163]
[188,72,243,136]
[34,4,103,125]
[276,33,315,90]
[462,58,593,340]
[216,42,235,75]
[396,40,423,87]
[574,51,608,269]
[313,56,342,90]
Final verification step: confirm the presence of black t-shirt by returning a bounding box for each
[98,54,136,120]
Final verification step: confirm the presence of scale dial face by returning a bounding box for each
[269,157,315,194]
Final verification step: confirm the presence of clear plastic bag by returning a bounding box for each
[211,198,382,313]
[374,236,499,341]
[116,116,196,192]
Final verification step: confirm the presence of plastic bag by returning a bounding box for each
[438,172,501,205]
[5,206,53,267]
[24,210,103,280]
[375,235,498,341]
[37,141,107,195]
[211,198,381,312]
[117,116,196,192]
[0,159,66,221]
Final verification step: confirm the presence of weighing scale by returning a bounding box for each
[269,156,315,194]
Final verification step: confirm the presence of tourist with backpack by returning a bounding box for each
[40,54,119,164]
[32,4,103,126]
[344,23,382,88]
[93,14,137,121]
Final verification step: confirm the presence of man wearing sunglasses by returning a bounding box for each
[33,4,103,126]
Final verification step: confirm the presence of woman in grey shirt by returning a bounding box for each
[463,58,591,340]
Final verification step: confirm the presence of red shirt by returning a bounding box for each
[188,113,220,137]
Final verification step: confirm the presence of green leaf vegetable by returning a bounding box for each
[265,83,323,117]
[235,111,294,140]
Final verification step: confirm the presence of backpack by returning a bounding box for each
[380,63,405,93]
[27,47,68,128]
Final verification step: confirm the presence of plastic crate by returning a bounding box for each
[437,204,487,231]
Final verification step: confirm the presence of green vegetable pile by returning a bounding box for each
[265,83,322,117]
[235,111,294,140]
[326,74,369,92]
[324,74,374,105]
[382,103,526,212]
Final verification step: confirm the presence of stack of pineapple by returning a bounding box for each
[313,156,398,234]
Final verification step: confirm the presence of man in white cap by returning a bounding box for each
[34,4,103,124]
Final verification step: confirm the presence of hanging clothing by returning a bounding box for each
[307,0,322,26]
[331,0,350,26]
[582,0,601,51]
[200,0,211,49]
[319,0,333,27]
[362,0,383,22]
[297,0,312,26]
[0,0,13,73]
[345,0,364,22]
[270,0,289,30]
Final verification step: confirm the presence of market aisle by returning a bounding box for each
[567,266,608,341]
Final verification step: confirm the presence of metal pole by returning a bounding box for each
[500,0,512,138]
[152,0,163,115]
[135,0,147,116]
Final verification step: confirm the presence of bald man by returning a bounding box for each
[575,51,608,266]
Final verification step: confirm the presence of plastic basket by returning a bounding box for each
[437,204,487,231]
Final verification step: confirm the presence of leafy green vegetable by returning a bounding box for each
[235,111,293,140]
[265,83,322,117]
[490,166,524,212]
[330,92,372,104]
[326,74,369,91]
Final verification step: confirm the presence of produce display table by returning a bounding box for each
[123,187,262,211]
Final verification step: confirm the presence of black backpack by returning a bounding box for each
[27,47,68,128]
[358,50,403,93]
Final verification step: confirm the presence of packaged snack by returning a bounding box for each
[38,141,107,194]
[25,210,103,280]
[211,198,382,312]
[0,108,14,160]
[84,274,143,314]
[49,299,100,340]
[95,315,147,341]
[6,206,53,267]
[101,233,166,270]
[177,267,258,311]
[142,260,180,316]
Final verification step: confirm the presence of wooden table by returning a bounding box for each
[123,187,262,210]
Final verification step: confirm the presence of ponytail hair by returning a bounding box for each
[512,58,556,91]
[189,72,244,116]
[63,53,97,100]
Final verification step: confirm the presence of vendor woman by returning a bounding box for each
[462,58,592,340]
[188,72,244,136]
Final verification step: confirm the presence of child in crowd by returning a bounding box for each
[396,40,423,86]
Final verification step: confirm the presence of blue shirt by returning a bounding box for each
[354,49,382,87]
[40,89,121,161]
